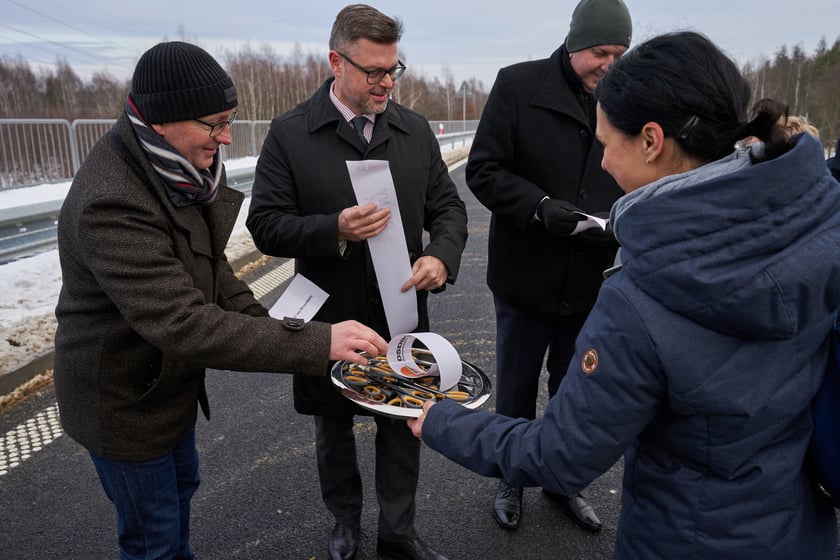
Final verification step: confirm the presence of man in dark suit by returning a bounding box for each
[247,5,467,560]
[465,0,632,533]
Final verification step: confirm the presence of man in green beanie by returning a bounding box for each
[464,0,631,533]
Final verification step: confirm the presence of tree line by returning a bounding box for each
[1,37,839,151]
[0,43,489,125]
[742,37,840,152]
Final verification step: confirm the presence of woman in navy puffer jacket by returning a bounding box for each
[409,31,840,559]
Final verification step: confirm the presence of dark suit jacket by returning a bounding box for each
[54,113,331,461]
[248,78,468,415]
[829,138,840,181]
[466,46,622,315]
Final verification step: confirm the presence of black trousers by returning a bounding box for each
[493,295,588,420]
[314,413,421,541]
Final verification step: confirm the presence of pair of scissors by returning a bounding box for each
[346,363,472,402]
[342,373,428,408]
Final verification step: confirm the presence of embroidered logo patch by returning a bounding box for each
[581,349,599,374]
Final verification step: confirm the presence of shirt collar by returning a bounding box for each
[329,82,376,124]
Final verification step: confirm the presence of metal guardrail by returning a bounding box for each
[0,120,75,189]
[0,129,474,262]
[437,131,474,151]
[0,119,479,190]
[0,199,63,262]
[0,167,256,263]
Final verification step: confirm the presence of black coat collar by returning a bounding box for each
[530,46,591,128]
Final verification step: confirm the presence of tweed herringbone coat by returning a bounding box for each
[54,113,331,462]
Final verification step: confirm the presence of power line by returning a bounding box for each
[0,22,113,64]
[0,30,74,65]
[0,43,55,67]
[7,0,124,50]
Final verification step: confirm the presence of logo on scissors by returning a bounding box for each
[581,349,599,374]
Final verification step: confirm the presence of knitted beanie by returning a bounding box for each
[566,0,632,53]
[130,41,237,124]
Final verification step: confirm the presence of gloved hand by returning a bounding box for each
[578,225,615,244]
[538,199,586,237]
[577,211,616,244]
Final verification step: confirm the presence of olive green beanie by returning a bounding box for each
[565,0,632,53]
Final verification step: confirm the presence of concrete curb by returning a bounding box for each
[0,353,54,397]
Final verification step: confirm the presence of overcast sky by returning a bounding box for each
[1,0,838,89]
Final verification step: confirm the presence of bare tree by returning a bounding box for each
[43,59,83,118]
[0,56,39,118]
[0,36,835,145]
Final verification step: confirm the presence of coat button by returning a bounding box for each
[579,129,589,138]
[280,317,306,331]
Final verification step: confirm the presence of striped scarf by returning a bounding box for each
[125,97,220,207]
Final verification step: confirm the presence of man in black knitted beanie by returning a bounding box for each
[53,39,388,560]
[130,41,237,125]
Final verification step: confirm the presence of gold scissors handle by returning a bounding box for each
[344,363,473,404]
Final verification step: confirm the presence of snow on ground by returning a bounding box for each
[0,157,260,374]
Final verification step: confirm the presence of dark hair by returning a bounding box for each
[595,31,792,164]
[329,4,403,53]
[743,98,790,160]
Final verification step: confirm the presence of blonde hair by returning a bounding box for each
[781,115,819,139]
[741,114,820,148]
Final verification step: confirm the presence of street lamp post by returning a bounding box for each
[457,81,471,131]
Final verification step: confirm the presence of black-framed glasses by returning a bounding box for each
[193,111,237,138]
[337,51,406,84]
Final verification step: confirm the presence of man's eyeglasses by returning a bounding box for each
[337,52,406,84]
[193,111,237,138]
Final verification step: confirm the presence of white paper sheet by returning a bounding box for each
[267,273,329,322]
[572,211,609,235]
[346,159,418,336]
[386,332,462,392]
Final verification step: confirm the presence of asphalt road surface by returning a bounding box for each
[0,163,623,559]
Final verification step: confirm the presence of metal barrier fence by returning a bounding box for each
[0,118,479,190]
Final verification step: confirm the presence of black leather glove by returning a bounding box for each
[537,199,586,237]
[577,211,616,244]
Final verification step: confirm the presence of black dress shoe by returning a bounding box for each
[329,523,360,560]
[376,535,448,560]
[543,489,602,532]
[493,481,523,529]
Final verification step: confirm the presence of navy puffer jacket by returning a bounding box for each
[424,134,840,559]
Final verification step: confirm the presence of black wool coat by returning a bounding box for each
[54,113,331,462]
[248,78,468,415]
[466,46,623,315]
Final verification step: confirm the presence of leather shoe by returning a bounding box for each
[544,489,602,532]
[376,535,448,560]
[492,481,522,529]
[329,523,360,560]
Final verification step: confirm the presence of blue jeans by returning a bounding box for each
[89,429,200,560]
[493,295,587,421]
